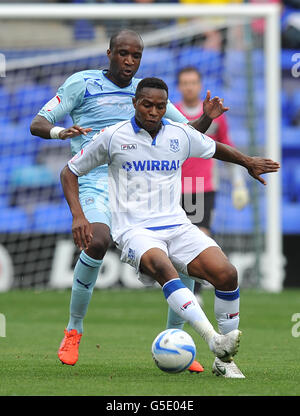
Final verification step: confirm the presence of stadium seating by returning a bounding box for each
[282,126,300,155]
[223,49,265,77]
[32,202,72,233]
[73,19,95,41]
[1,46,299,234]
[290,89,300,124]
[137,48,177,79]
[0,207,31,232]
[176,47,223,77]
[211,193,266,234]
[282,202,300,234]
[281,49,297,71]
[10,84,54,122]
[0,87,13,121]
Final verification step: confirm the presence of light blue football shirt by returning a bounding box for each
[39,69,187,158]
[38,69,189,225]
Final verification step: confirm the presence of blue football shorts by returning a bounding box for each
[78,171,112,228]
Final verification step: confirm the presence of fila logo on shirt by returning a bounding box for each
[121,144,137,150]
[121,160,180,172]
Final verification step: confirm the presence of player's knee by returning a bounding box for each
[215,264,238,291]
[141,255,176,284]
[86,235,110,259]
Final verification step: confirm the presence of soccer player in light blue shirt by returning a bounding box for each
[30,29,228,370]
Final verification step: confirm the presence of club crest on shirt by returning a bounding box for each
[169,139,180,153]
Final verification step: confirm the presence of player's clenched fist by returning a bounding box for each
[59,125,92,140]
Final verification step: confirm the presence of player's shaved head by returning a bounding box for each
[106,29,143,87]
[109,29,144,51]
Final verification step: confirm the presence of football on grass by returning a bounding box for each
[151,329,196,373]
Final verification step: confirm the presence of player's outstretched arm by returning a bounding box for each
[60,165,93,250]
[213,142,280,185]
[189,90,229,134]
[30,115,92,140]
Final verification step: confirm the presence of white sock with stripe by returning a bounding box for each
[214,287,240,335]
[163,278,217,347]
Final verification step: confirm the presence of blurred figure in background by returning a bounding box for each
[175,66,249,305]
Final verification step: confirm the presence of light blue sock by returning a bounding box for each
[67,251,102,334]
[166,272,195,329]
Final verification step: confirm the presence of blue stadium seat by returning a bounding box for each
[224,49,265,77]
[281,162,293,202]
[212,203,254,234]
[0,193,9,208]
[281,89,291,126]
[7,163,61,209]
[0,87,13,121]
[282,126,300,151]
[293,165,300,201]
[2,48,68,60]
[222,77,265,116]
[229,126,265,148]
[211,194,265,234]
[73,19,95,41]
[137,48,176,79]
[0,116,12,125]
[0,155,35,190]
[0,207,31,232]
[227,115,247,131]
[282,202,300,234]
[32,202,72,233]
[290,89,300,123]
[1,122,36,157]
[229,129,250,148]
[9,164,56,188]
[281,49,297,71]
[176,48,223,77]
[10,84,54,122]
[200,77,223,97]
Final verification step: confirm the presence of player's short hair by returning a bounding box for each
[177,66,202,83]
[135,77,169,99]
[109,29,144,51]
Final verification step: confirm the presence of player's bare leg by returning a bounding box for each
[187,247,245,378]
[140,248,241,364]
[58,223,111,366]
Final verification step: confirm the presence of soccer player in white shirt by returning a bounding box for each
[61,78,280,377]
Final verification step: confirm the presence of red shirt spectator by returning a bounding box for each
[175,100,234,193]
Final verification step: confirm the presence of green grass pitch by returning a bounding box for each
[0,288,300,396]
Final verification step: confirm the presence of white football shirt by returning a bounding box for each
[68,117,216,243]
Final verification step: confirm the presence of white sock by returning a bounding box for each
[214,287,240,335]
[163,278,217,347]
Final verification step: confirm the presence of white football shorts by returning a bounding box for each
[118,223,219,286]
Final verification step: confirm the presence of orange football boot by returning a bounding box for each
[58,328,82,365]
[188,360,204,373]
